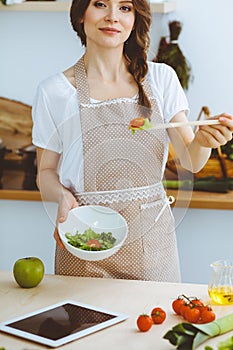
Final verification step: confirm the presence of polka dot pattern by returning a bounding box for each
[54,57,181,282]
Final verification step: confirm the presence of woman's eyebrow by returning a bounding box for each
[106,0,133,3]
[118,0,134,3]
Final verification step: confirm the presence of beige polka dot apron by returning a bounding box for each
[55,57,181,282]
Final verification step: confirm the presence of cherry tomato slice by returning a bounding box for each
[130,117,145,128]
[87,239,101,249]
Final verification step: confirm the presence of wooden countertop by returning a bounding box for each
[166,189,233,210]
[0,189,42,201]
[0,189,232,210]
[0,271,233,350]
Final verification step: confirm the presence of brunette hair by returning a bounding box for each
[70,0,152,117]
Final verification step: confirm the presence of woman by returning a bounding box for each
[32,0,233,281]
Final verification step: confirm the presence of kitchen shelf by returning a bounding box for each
[0,190,42,201]
[0,0,71,11]
[150,1,176,13]
[0,1,176,13]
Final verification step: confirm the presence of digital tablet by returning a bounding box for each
[0,300,129,348]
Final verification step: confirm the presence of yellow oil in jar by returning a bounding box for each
[208,286,233,305]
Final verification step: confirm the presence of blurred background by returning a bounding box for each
[0,0,232,282]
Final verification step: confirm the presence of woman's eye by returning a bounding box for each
[120,5,131,12]
[94,1,106,8]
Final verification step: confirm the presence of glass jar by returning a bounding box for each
[208,260,233,305]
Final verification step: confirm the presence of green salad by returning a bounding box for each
[65,228,116,251]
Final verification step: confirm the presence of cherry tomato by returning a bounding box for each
[87,239,101,249]
[191,299,204,307]
[200,304,213,313]
[179,303,189,317]
[136,314,153,332]
[200,309,216,324]
[151,307,166,324]
[184,306,201,323]
[172,298,186,315]
[130,117,145,128]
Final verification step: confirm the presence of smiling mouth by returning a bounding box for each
[99,28,120,33]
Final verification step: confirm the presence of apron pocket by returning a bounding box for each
[140,196,175,240]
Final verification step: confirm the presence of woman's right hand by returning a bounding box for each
[57,189,79,224]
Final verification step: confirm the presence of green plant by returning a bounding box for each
[211,139,233,161]
[154,21,192,90]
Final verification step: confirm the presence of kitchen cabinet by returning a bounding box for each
[0,0,176,13]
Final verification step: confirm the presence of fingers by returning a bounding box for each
[57,192,79,224]
[205,113,233,128]
[196,128,222,149]
[55,193,79,250]
[57,202,73,223]
[56,207,67,225]
[198,113,233,148]
[200,125,232,144]
[218,113,233,132]
[57,211,67,224]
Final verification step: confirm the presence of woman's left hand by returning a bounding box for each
[195,113,233,148]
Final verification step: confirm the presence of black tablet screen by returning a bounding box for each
[7,303,116,340]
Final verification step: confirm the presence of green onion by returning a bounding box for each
[164,313,233,350]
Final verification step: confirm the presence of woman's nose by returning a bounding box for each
[104,7,119,22]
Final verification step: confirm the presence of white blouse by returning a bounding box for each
[32,61,189,193]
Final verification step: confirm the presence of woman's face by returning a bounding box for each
[82,0,135,50]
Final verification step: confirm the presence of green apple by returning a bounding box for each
[13,257,44,288]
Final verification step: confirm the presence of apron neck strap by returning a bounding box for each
[142,78,153,100]
[74,56,90,104]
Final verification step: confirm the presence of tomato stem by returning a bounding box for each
[180,294,198,307]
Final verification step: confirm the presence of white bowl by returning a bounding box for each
[58,205,128,261]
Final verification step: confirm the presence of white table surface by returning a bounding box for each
[0,271,233,350]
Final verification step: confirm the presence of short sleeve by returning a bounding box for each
[147,62,190,123]
[162,64,190,122]
[32,83,62,153]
